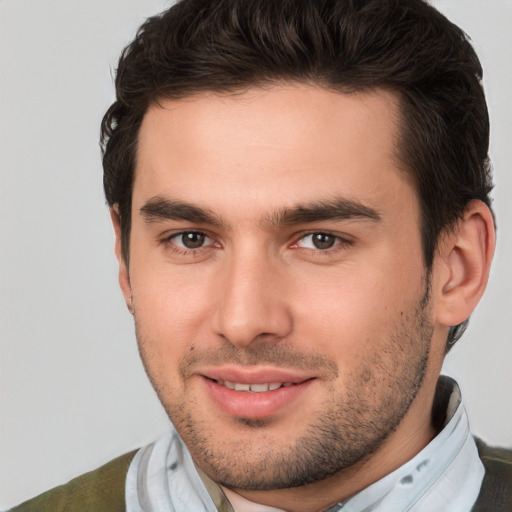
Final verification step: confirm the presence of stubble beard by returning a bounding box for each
[135,288,433,491]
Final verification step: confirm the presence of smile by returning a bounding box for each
[215,380,296,392]
[204,376,315,419]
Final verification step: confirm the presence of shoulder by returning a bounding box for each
[472,437,512,512]
[7,450,138,512]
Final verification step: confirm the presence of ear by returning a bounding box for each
[110,206,133,314]
[434,200,495,327]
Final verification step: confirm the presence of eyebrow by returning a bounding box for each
[139,196,381,228]
[140,197,225,226]
[264,198,381,227]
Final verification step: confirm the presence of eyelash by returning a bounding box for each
[160,230,353,257]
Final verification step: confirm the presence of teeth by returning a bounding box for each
[216,380,294,392]
[249,383,269,392]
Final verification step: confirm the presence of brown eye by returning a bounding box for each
[311,233,337,250]
[178,232,206,249]
[295,232,343,251]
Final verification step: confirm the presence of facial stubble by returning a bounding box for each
[135,287,433,491]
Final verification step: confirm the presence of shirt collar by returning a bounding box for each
[328,376,484,512]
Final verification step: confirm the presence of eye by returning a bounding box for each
[296,232,343,250]
[169,231,212,250]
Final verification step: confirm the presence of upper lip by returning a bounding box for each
[199,366,315,385]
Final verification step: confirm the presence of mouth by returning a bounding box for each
[200,371,315,419]
[212,379,297,392]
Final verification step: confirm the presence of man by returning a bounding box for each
[9,0,511,510]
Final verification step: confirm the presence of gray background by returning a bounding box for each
[1,0,510,507]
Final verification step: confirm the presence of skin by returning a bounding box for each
[112,84,494,511]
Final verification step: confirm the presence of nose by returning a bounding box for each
[211,251,293,347]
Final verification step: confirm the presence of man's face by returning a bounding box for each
[122,85,440,491]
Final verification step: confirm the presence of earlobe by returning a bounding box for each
[435,200,495,327]
[110,207,134,315]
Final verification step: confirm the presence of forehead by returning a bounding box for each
[133,84,413,217]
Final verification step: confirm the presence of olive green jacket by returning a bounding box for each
[8,440,512,512]
[7,451,137,512]
[471,439,512,512]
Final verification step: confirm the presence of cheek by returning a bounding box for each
[132,278,206,393]
[130,265,215,355]
[290,259,425,358]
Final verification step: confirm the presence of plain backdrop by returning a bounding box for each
[0,0,511,507]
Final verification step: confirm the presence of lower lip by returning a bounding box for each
[202,378,314,419]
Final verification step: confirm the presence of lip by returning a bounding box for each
[201,366,313,385]
[200,366,316,420]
